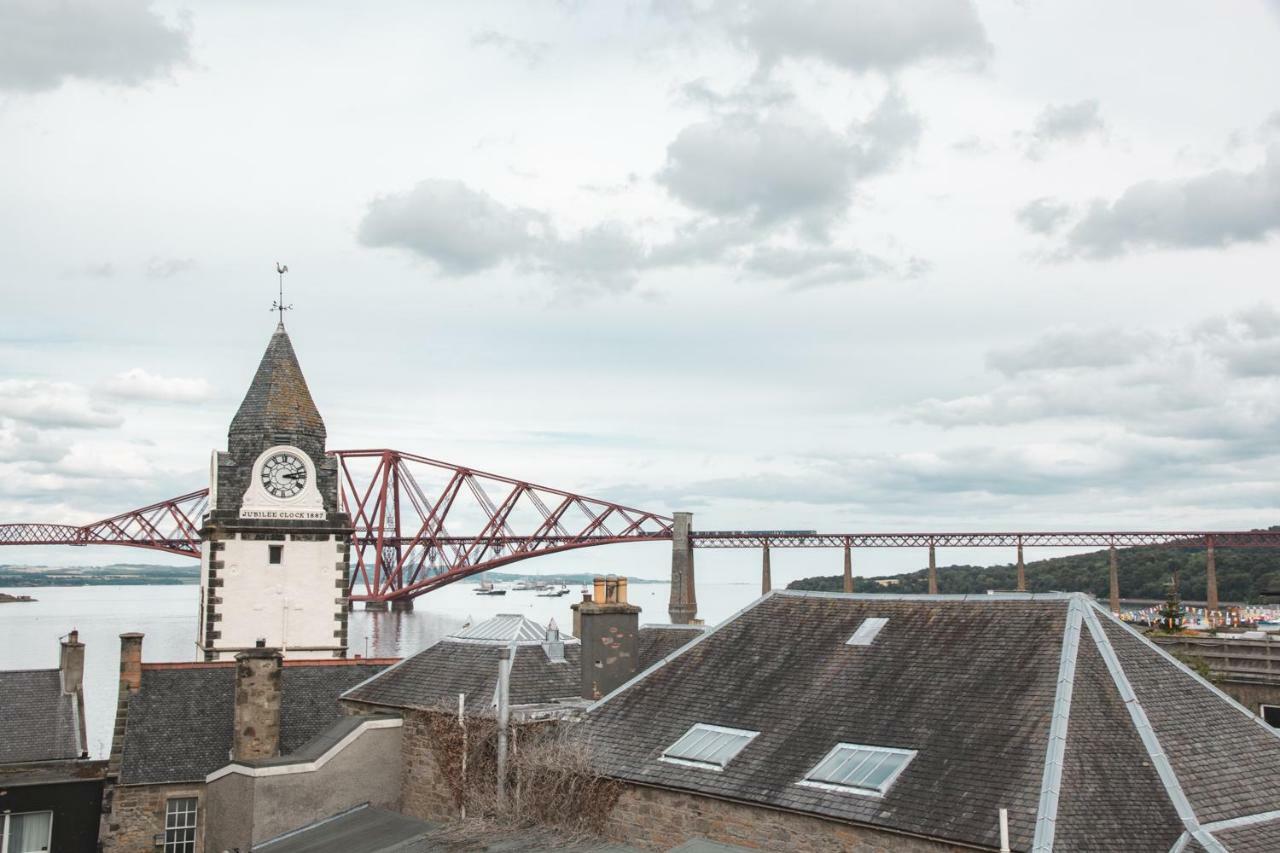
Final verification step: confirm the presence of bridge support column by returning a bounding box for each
[1016,540,1026,592]
[927,542,938,595]
[843,543,853,593]
[761,541,771,595]
[364,601,388,611]
[391,599,414,612]
[1109,544,1120,614]
[1206,536,1219,617]
[668,512,698,624]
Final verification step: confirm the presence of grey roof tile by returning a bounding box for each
[229,324,325,443]
[638,625,706,670]
[120,662,387,784]
[0,669,81,763]
[1214,815,1280,852]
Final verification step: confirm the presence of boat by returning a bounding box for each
[537,585,570,598]
[475,582,507,596]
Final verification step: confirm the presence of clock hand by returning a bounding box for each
[281,472,306,480]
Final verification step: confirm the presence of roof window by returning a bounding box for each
[801,743,914,795]
[846,617,889,646]
[660,723,758,771]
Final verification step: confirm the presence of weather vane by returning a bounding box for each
[271,262,292,323]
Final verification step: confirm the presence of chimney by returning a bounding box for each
[60,630,85,695]
[570,590,591,638]
[233,640,283,760]
[543,619,565,663]
[579,575,641,701]
[119,632,144,694]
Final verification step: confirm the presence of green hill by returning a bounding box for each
[787,533,1280,603]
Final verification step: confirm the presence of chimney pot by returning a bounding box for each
[119,632,144,694]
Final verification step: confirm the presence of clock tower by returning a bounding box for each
[197,321,351,661]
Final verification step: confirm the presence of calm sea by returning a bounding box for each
[0,580,759,758]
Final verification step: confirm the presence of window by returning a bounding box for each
[800,743,915,796]
[164,798,197,853]
[660,723,758,771]
[268,544,283,565]
[1261,704,1280,728]
[1,810,53,853]
[846,617,889,646]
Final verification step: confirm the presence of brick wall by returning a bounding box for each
[101,783,205,853]
[605,785,976,853]
[399,710,459,822]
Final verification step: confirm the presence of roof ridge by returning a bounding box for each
[1031,593,1086,852]
[1080,603,1224,853]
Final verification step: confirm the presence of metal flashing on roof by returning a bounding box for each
[1032,593,1086,853]
[450,614,578,646]
[846,617,889,646]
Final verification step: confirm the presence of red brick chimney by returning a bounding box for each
[119,632,144,693]
[233,641,283,760]
[579,575,641,701]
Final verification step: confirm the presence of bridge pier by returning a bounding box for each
[364,601,388,611]
[761,541,771,595]
[391,599,414,612]
[1016,540,1026,592]
[1109,544,1120,614]
[1206,536,1219,617]
[668,512,698,624]
[927,542,938,595]
[843,543,853,593]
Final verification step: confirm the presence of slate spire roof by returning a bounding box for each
[579,592,1280,853]
[229,323,326,444]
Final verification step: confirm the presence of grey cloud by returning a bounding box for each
[1015,197,1071,235]
[1024,100,1105,158]
[0,0,190,93]
[0,421,68,465]
[742,246,891,289]
[358,180,542,274]
[849,88,922,175]
[0,380,122,429]
[986,328,1150,375]
[1064,145,1280,258]
[146,256,196,279]
[471,29,549,67]
[102,368,212,403]
[534,223,646,291]
[734,0,990,74]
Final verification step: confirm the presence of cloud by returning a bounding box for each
[986,328,1151,376]
[103,368,212,402]
[358,180,543,274]
[741,246,890,288]
[0,420,68,464]
[1015,197,1071,235]
[470,29,549,67]
[732,0,990,74]
[0,0,190,93]
[1063,145,1280,258]
[1023,99,1106,158]
[146,256,197,279]
[0,380,121,429]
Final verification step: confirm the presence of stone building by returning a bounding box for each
[579,591,1280,852]
[98,632,394,852]
[0,631,105,852]
[199,321,352,661]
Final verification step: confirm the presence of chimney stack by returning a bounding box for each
[233,641,283,760]
[60,630,85,695]
[579,575,641,701]
[119,632,144,694]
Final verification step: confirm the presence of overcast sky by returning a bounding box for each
[2,0,1280,582]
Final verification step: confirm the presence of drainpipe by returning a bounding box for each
[496,645,512,810]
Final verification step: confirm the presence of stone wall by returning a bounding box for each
[101,783,205,853]
[1217,679,1280,719]
[605,785,977,853]
[399,709,459,822]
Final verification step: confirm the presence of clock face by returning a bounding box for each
[260,451,307,499]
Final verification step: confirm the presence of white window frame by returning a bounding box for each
[1,810,54,853]
[846,617,889,646]
[659,723,759,772]
[163,797,198,853]
[798,743,916,797]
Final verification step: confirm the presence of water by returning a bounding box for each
[0,580,760,758]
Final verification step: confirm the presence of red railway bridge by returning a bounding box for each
[2,448,1278,616]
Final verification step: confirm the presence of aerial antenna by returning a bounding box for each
[271,262,292,325]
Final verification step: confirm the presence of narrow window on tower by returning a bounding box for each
[269,544,283,565]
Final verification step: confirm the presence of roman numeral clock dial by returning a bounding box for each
[260,451,307,499]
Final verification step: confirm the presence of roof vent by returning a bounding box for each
[846,617,888,646]
[543,619,565,663]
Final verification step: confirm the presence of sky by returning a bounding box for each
[2,0,1280,584]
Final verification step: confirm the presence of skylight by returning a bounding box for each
[801,743,915,795]
[846,617,889,646]
[660,723,759,771]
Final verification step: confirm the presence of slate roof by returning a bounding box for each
[638,624,706,670]
[0,669,82,763]
[229,323,326,443]
[579,591,1280,853]
[119,660,389,784]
